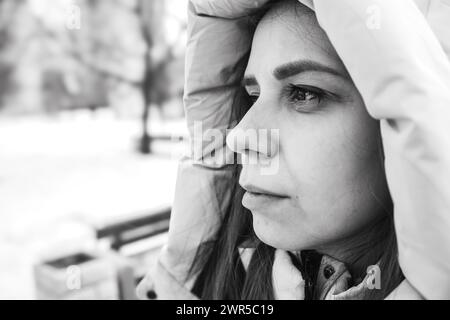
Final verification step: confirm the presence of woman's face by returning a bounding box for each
[226,2,390,254]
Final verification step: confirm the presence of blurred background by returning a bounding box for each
[0,0,189,299]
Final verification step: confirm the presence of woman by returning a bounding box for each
[137,0,450,300]
[191,0,401,300]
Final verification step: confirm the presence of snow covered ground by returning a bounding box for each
[0,109,188,299]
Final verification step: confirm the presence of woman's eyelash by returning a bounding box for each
[282,84,329,112]
[246,84,330,112]
[283,84,324,103]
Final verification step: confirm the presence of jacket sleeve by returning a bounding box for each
[136,0,269,299]
[299,0,450,299]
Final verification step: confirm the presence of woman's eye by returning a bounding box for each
[245,85,327,111]
[284,84,324,112]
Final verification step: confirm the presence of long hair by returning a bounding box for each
[188,1,404,300]
[189,139,403,301]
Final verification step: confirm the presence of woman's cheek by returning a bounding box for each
[282,119,361,210]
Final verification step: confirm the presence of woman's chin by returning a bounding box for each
[251,213,311,251]
[252,215,290,250]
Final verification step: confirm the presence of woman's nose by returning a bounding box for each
[226,107,279,159]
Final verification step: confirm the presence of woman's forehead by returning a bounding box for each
[246,1,346,80]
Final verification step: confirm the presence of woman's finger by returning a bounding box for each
[136,273,155,300]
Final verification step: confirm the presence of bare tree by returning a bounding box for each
[0,0,25,107]
[137,0,186,154]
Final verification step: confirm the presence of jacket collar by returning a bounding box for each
[315,253,368,300]
[238,244,376,300]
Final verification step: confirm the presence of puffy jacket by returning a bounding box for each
[137,0,450,300]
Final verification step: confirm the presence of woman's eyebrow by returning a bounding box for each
[273,59,349,80]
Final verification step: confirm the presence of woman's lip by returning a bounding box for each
[241,184,288,198]
[242,191,289,210]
